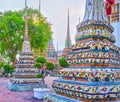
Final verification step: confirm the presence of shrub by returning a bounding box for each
[36,56,46,65]
[34,62,42,68]
[59,57,69,68]
[3,64,15,77]
[37,73,43,78]
[46,62,55,70]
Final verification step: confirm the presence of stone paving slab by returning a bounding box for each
[0,75,58,102]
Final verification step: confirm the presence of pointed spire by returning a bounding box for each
[67,8,70,39]
[24,0,29,41]
[25,0,28,17]
[65,8,71,48]
[22,0,31,53]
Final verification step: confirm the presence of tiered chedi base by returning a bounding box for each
[45,68,120,101]
[45,22,120,102]
[8,52,42,92]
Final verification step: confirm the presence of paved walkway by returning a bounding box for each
[0,75,58,102]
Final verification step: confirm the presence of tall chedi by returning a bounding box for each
[8,0,41,91]
[62,9,72,57]
[45,0,120,101]
[106,0,120,47]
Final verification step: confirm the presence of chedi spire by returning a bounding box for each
[22,0,31,53]
[62,9,72,57]
[65,8,71,49]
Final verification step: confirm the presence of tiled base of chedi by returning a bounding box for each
[7,51,42,92]
[44,0,120,101]
[7,1,42,92]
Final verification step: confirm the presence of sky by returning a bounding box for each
[0,0,86,50]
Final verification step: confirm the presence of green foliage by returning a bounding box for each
[9,68,14,73]
[3,64,15,77]
[0,8,52,62]
[9,65,15,74]
[34,62,42,68]
[59,57,69,68]
[0,62,4,68]
[36,56,46,65]
[46,62,55,70]
[37,73,43,78]
[3,64,11,71]
[2,72,5,77]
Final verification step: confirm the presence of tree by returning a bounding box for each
[36,56,46,68]
[46,62,55,70]
[3,64,14,77]
[0,62,4,69]
[0,8,52,62]
[3,64,10,77]
[9,66,15,77]
[34,62,42,72]
[59,57,69,68]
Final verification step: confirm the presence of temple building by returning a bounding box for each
[62,9,72,58]
[46,39,57,64]
[8,0,41,91]
[45,0,120,101]
[106,0,120,47]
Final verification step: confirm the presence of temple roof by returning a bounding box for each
[46,39,57,59]
[47,39,55,50]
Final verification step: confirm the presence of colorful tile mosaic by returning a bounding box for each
[45,0,120,101]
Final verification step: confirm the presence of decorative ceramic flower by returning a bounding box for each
[77,86,81,90]
[91,72,94,77]
[80,72,84,77]
[102,87,107,92]
[72,72,74,76]
[101,72,105,77]
[112,73,114,77]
